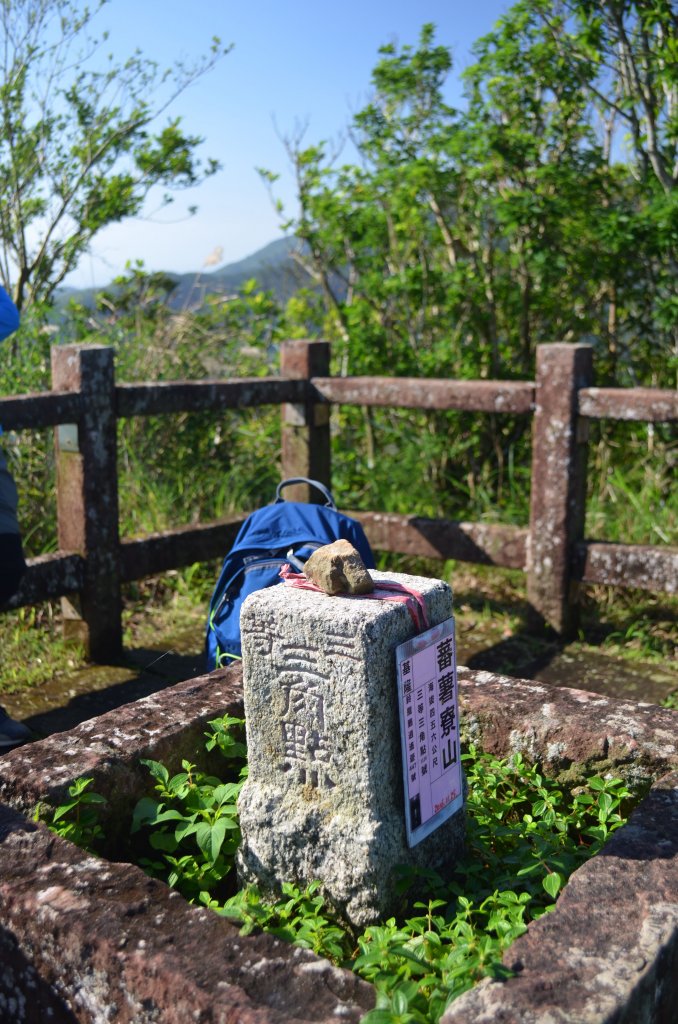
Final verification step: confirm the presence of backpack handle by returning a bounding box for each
[275,477,336,509]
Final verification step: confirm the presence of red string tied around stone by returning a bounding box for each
[279,565,429,633]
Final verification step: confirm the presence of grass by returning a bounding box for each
[121,566,219,649]
[585,426,676,547]
[0,602,84,696]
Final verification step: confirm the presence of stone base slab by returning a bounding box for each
[0,664,675,1022]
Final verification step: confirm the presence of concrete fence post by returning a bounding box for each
[280,339,331,502]
[51,344,122,659]
[527,343,593,637]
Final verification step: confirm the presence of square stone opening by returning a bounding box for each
[0,664,676,1024]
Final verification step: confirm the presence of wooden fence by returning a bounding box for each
[1,339,676,660]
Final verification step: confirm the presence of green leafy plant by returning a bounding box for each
[204,713,248,761]
[37,776,107,853]
[215,880,353,964]
[206,744,632,1023]
[327,750,631,1022]
[130,716,246,901]
[263,11,676,532]
[459,748,630,905]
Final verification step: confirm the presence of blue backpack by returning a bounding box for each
[205,477,375,670]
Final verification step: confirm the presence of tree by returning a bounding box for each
[465,0,677,380]
[514,0,677,194]
[0,0,228,308]
[264,13,675,516]
[273,10,675,385]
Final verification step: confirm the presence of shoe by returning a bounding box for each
[0,707,32,749]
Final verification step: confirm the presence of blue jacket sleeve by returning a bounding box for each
[0,285,20,342]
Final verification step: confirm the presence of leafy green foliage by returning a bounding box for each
[204,744,632,1023]
[1,7,673,700]
[265,10,676,519]
[1,4,674,566]
[458,747,630,904]
[0,0,228,308]
[214,881,352,964]
[130,716,247,901]
[37,776,107,853]
[204,712,248,761]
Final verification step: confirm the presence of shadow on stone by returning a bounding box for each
[465,628,678,705]
[0,925,78,1024]
[18,647,205,740]
[596,774,678,862]
[466,629,561,678]
[0,803,37,841]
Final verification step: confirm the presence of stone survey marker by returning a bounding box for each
[237,570,465,926]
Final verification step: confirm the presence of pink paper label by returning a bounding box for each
[396,617,463,846]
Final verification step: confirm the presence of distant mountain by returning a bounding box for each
[56,236,315,311]
[166,236,314,309]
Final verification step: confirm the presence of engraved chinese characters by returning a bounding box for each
[281,649,337,789]
[237,570,466,927]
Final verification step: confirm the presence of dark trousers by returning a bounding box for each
[0,533,26,604]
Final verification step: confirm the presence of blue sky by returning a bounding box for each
[67,0,511,287]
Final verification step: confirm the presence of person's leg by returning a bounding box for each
[0,531,26,604]
[0,709,32,748]
[0,532,31,748]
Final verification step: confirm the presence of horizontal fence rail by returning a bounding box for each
[116,378,310,417]
[348,512,529,571]
[1,338,676,659]
[578,387,678,422]
[0,391,82,431]
[311,377,535,414]
[10,552,84,605]
[119,518,245,581]
[3,379,674,432]
[574,542,678,593]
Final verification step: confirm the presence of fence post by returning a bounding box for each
[51,344,122,660]
[280,339,331,502]
[527,342,593,637]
